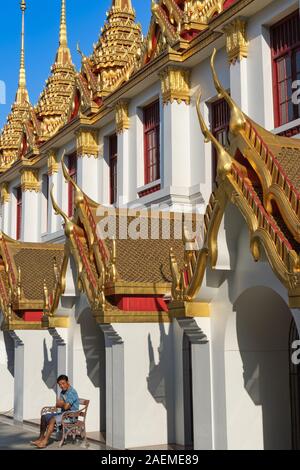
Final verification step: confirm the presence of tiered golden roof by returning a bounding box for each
[142,0,225,63]
[34,0,76,141]
[88,0,142,96]
[0,0,31,168]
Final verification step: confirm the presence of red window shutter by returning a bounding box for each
[271,10,300,127]
[109,134,118,205]
[211,98,230,181]
[67,154,77,217]
[16,187,22,240]
[143,101,160,185]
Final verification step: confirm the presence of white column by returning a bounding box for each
[117,130,130,206]
[17,330,57,421]
[230,58,248,114]
[247,25,274,129]
[77,155,99,202]
[1,198,10,235]
[0,330,15,415]
[174,318,213,450]
[22,190,39,242]
[48,171,60,233]
[8,331,24,422]
[100,325,125,449]
[163,101,191,189]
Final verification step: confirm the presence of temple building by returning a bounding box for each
[0,0,300,450]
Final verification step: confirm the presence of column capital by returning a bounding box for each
[224,18,248,64]
[20,168,40,192]
[76,128,99,158]
[0,182,10,204]
[47,149,59,176]
[159,66,191,105]
[115,100,130,134]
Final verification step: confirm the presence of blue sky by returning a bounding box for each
[0,0,151,129]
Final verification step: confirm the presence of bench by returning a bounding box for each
[41,398,90,448]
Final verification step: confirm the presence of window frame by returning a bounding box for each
[143,100,160,186]
[211,97,230,182]
[67,153,77,218]
[16,186,22,241]
[109,134,118,205]
[271,10,300,127]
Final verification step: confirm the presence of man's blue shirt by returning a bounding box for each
[60,386,79,412]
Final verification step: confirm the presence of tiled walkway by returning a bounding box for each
[0,416,104,451]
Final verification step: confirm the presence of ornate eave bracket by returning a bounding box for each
[47,149,59,176]
[76,128,99,158]
[160,66,191,105]
[20,168,40,192]
[0,183,10,204]
[115,101,130,134]
[224,19,249,64]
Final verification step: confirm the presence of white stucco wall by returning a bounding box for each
[202,206,292,450]
[16,330,58,420]
[113,322,175,449]
[67,296,106,434]
[0,330,14,414]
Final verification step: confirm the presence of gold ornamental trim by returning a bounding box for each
[160,67,191,105]
[20,168,40,192]
[76,129,99,158]
[224,19,248,64]
[115,101,130,134]
[1,183,10,204]
[47,149,59,176]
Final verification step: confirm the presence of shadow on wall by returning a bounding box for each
[147,318,174,442]
[234,286,292,450]
[78,308,106,433]
[42,338,58,391]
[3,332,14,377]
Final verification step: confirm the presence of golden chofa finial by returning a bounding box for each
[196,93,233,180]
[16,0,29,104]
[50,183,74,238]
[61,152,84,208]
[210,49,246,135]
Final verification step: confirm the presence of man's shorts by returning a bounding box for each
[44,413,63,426]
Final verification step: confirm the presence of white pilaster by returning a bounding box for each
[48,171,60,233]
[17,330,58,421]
[163,101,191,189]
[230,58,248,113]
[77,156,99,202]
[100,324,125,449]
[2,200,10,235]
[0,330,15,415]
[22,190,39,242]
[117,130,130,206]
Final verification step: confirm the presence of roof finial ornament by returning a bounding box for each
[16,0,29,104]
[55,0,72,66]
[59,0,67,47]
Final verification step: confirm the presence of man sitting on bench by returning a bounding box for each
[31,374,79,448]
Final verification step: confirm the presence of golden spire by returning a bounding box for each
[112,0,133,9]
[34,0,75,140]
[16,0,29,105]
[0,0,31,166]
[59,0,67,46]
[90,0,142,95]
[55,0,72,66]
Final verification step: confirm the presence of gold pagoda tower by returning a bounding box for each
[0,0,31,168]
[90,0,142,96]
[34,0,76,140]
